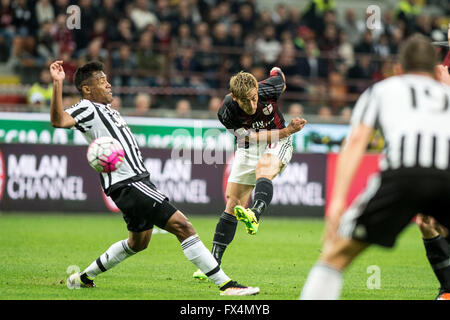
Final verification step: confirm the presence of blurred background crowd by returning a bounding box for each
[0,0,449,122]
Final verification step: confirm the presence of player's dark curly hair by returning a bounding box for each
[74,61,105,94]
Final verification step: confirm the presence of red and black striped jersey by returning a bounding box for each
[217,70,286,147]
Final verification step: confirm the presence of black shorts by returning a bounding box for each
[339,168,450,248]
[109,178,178,232]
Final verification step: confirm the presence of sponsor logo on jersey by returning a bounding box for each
[262,104,273,115]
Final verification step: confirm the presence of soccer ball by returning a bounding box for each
[87,137,125,173]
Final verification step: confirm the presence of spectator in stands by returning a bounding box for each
[340,8,364,46]
[229,22,244,48]
[318,23,339,53]
[347,54,374,94]
[36,20,57,65]
[35,0,54,26]
[111,43,137,88]
[131,93,152,117]
[73,0,99,51]
[99,0,122,28]
[212,23,231,47]
[374,33,391,58]
[155,20,172,49]
[173,46,199,87]
[27,68,53,108]
[130,0,158,32]
[112,18,135,44]
[339,106,352,123]
[302,0,336,35]
[355,30,376,54]
[414,15,431,36]
[194,22,209,41]
[337,30,355,71]
[272,4,290,37]
[255,24,282,65]
[60,51,77,83]
[174,23,197,49]
[277,41,305,92]
[395,0,421,35]
[175,99,192,118]
[154,0,172,23]
[12,0,37,36]
[236,3,255,34]
[317,105,333,121]
[110,95,122,111]
[195,36,220,88]
[288,103,304,118]
[78,37,108,65]
[53,0,69,16]
[328,70,347,109]
[208,96,222,115]
[136,30,164,86]
[90,18,109,48]
[297,40,329,79]
[53,13,76,56]
[389,27,405,54]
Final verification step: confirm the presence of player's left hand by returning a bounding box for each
[436,65,450,86]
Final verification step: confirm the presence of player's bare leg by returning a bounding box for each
[235,154,282,235]
[416,214,450,300]
[193,183,253,280]
[300,237,369,300]
[165,210,259,295]
[67,230,149,288]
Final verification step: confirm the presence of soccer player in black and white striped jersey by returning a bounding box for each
[49,60,259,296]
[300,34,450,300]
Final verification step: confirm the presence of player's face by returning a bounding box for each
[237,87,258,115]
[88,71,113,104]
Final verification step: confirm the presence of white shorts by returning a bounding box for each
[228,136,293,186]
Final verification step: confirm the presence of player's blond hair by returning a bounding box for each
[399,34,438,74]
[229,71,258,101]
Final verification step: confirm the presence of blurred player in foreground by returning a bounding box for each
[193,68,306,279]
[300,34,450,300]
[415,26,450,300]
[49,60,259,296]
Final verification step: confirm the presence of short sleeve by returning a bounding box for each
[65,100,95,132]
[350,85,379,128]
[258,72,285,101]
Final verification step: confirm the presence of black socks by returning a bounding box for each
[211,212,238,265]
[423,235,450,292]
[251,178,273,221]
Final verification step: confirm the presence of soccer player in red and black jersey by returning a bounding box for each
[193,67,306,279]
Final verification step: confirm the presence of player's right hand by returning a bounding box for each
[287,117,307,134]
[49,60,65,81]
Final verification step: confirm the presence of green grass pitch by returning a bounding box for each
[0,213,440,300]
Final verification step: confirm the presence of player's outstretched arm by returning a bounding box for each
[49,60,76,128]
[249,117,307,144]
[324,123,373,245]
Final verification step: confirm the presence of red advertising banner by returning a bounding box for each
[0,144,326,217]
[325,153,382,216]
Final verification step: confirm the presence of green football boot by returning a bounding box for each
[234,205,259,235]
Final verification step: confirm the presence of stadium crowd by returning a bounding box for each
[0,0,449,119]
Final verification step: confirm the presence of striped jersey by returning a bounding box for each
[351,74,450,171]
[65,99,149,194]
[217,69,286,148]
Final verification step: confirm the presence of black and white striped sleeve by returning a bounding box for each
[350,85,379,128]
[64,100,95,132]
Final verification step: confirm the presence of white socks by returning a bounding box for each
[300,262,343,300]
[84,239,136,278]
[181,234,230,286]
